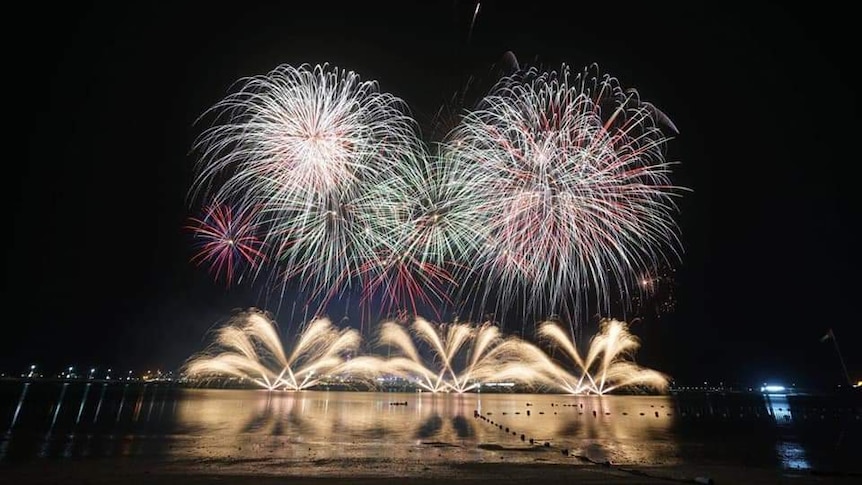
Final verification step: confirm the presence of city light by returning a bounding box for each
[760,384,786,393]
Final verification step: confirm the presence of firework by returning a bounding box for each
[184,311,667,394]
[189,61,686,326]
[377,317,543,393]
[535,318,669,394]
[357,151,487,315]
[186,203,265,286]
[445,63,684,318]
[184,308,383,390]
[192,63,422,302]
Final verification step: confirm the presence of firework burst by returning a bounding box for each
[189,61,686,328]
[192,63,422,301]
[357,151,487,315]
[186,203,265,286]
[445,63,684,318]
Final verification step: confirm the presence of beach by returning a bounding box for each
[2,456,857,484]
[2,384,859,484]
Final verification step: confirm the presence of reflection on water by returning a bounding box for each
[170,390,676,466]
[9,382,28,429]
[0,382,859,473]
[765,393,810,470]
[766,393,793,423]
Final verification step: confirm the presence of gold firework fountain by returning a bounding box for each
[184,308,383,390]
[533,318,669,395]
[377,317,545,393]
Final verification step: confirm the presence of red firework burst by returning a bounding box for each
[186,203,266,286]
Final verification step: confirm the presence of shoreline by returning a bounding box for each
[3,455,861,485]
[0,459,862,485]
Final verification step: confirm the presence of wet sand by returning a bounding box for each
[2,456,858,485]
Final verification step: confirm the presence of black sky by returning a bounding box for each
[4,2,857,388]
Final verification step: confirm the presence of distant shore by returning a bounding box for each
[3,376,854,397]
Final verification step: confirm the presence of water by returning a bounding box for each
[0,381,859,478]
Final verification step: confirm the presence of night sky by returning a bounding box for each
[4,2,857,388]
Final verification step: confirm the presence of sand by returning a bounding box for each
[2,457,858,485]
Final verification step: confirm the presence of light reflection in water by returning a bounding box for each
[9,382,30,430]
[4,382,856,473]
[93,383,107,423]
[171,390,677,466]
[116,384,128,423]
[132,386,146,422]
[48,383,69,434]
[765,393,811,470]
[75,383,91,425]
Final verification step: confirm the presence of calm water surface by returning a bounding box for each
[0,381,859,475]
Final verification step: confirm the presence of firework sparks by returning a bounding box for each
[535,318,669,394]
[358,151,486,315]
[188,61,686,326]
[186,203,265,286]
[377,317,544,393]
[184,308,383,391]
[445,63,684,318]
[192,63,422,302]
[185,310,667,395]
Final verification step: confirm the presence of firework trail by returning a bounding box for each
[467,1,481,45]
[186,203,265,286]
[444,63,685,320]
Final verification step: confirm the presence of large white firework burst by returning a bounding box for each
[192,63,422,300]
[445,63,684,318]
